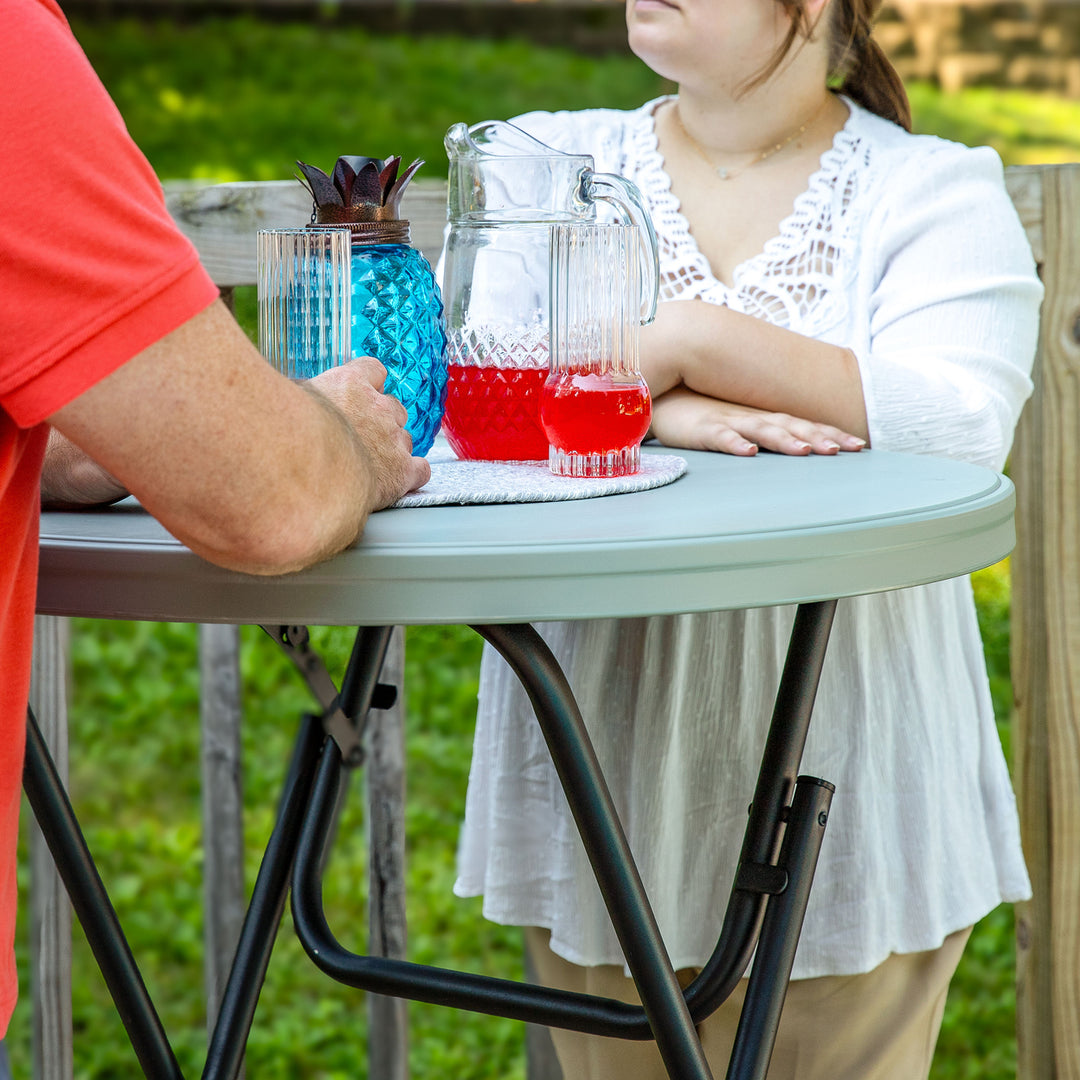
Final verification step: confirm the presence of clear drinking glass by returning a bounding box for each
[541,223,653,477]
[257,228,352,379]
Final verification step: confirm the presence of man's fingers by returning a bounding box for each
[389,395,409,428]
[408,457,432,492]
[354,355,388,391]
[303,359,431,512]
[313,356,389,394]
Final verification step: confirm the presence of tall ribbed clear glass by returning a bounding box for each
[542,223,652,477]
[257,228,352,380]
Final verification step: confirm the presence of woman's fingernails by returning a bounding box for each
[846,436,867,448]
[823,440,840,451]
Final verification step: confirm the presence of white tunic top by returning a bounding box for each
[452,97,1043,980]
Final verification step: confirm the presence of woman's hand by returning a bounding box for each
[650,387,867,456]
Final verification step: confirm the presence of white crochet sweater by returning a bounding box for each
[453,97,1043,979]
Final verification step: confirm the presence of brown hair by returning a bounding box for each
[827,0,911,130]
[748,0,912,131]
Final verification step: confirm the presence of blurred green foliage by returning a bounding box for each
[69,17,672,182]
[68,17,1080,184]
[909,82,1080,165]
[15,16,1038,1078]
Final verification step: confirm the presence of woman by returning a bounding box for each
[452,0,1043,1074]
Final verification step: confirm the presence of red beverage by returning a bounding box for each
[442,364,550,460]
[540,372,652,458]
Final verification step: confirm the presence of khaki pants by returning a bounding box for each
[525,926,971,1080]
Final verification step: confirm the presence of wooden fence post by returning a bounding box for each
[1008,162,1080,1080]
[366,626,410,1080]
[28,615,73,1080]
[198,622,246,1070]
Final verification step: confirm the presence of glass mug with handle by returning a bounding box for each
[542,222,654,477]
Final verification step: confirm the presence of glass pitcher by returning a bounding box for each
[439,119,659,461]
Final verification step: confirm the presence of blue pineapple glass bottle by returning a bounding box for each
[294,154,448,456]
[348,229,447,456]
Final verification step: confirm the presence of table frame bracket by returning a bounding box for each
[260,623,395,767]
[733,862,788,896]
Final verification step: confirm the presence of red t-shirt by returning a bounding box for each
[0,0,218,1034]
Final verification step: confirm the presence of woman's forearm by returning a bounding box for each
[640,300,870,441]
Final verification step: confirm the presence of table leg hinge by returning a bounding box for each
[310,709,364,768]
[322,684,394,767]
[734,861,788,896]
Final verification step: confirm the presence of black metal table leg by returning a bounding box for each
[291,606,839,1079]
[726,777,834,1080]
[685,600,838,1021]
[202,712,326,1080]
[475,623,714,1080]
[23,707,184,1080]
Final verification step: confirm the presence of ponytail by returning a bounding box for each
[829,0,912,130]
[751,0,912,132]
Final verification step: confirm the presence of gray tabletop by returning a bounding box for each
[36,447,1014,627]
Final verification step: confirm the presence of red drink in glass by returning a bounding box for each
[441,364,549,461]
[540,371,652,477]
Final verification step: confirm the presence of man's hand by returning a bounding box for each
[49,300,430,575]
[650,387,867,456]
[306,359,429,513]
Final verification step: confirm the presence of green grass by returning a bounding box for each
[14,15,1044,1078]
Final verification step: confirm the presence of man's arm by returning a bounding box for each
[48,299,430,575]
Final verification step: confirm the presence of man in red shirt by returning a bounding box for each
[0,0,430,1053]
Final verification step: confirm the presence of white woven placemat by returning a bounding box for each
[391,441,687,508]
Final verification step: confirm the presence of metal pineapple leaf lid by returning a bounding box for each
[296,155,424,225]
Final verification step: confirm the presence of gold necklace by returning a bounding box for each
[673,97,830,181]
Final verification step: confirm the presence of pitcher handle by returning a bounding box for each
[583,170,660,325]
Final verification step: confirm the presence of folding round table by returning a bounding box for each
[29,447,1015,1080]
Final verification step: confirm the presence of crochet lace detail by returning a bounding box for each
[627,98,869,337]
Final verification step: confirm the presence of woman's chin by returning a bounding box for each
[626,22,685,79]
